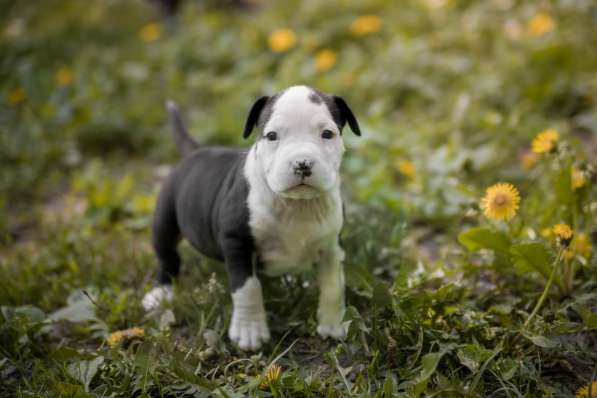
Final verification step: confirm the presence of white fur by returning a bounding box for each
[142,285,173,311]
[245,86,345,276]
[245,132,344,276]
[256,85,345,198]
[316,245,347,339]
[228,277,270,350]
[242,85,347,343]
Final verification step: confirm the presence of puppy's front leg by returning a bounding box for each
[229,276,270,350]
[317,244,347,339]
[224,240,270,351]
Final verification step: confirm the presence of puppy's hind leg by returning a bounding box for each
[143,185,180,311]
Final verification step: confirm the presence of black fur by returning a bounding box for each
[333,96,361,136]
[242,96,269,139]
[242,93,285,139]
[257,92,282,134]
[311,90,362,136]
[153,147,254,291]
[166,100,200,156]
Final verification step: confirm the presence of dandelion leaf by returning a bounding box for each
[458,227,511,255]
[510,242,553,280]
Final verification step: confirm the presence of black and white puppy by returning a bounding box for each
[142,85,361,350]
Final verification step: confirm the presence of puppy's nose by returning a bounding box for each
[293,159,314,178]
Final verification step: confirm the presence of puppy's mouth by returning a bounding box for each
[279,183,322,199]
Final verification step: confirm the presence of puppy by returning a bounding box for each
[142,85,361,350]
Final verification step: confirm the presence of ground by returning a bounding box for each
[1,0,596,397]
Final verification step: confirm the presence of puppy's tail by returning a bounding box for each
[166,100,199,157]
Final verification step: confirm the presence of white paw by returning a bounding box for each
[142,285,173,311]
[229,277,270,351]
[228,315,270,351]
[317,322,347,340]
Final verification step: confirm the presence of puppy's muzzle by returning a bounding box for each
[293,159,314,178]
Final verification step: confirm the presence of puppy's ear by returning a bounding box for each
[333,96,361,136]
[243,96,269,139]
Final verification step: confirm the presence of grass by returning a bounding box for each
[1,0,596,396]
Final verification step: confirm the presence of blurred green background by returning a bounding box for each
[2,0,595,232]
[1,0,596,396]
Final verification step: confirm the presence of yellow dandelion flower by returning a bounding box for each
[553,223,573,247]
[527,13,555,37]
[268,28,296,53]
[314,48,337,72]
[571,167,586,190]
[106,327,145,347]
[553,224,573,240]
[521,151,539,170]
[106,331,123,346]
[576,381,597,398]
[480,183,521,221]
[260,364,282,390]
[6,87,26,105]
[139,23,161,42]
[55,67,74,87]
[396,160,416,179]
[531,128,559,153]
[350,15,382,36]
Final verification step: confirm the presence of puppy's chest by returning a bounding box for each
[251,211,340,276]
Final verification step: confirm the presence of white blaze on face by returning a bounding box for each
[254,85,345,199]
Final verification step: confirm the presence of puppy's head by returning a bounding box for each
[243,85,361,199]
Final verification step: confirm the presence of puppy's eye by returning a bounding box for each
[321,130,334,140]
[265,131,278,141]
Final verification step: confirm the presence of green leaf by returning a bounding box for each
[571,304,597,329]
[414,350,447,396]
[67,356,104,392]
[382,372,398,397]
[1,305,46,323]
[456,344,494,373]
[458,228,511,255]
[492,357,518,381]
[50,289,97,323]
[469,343,503,392]
[525,334,559,348]
[345,262,374,298]
[169,361,214,392]
[488,304,512,315]
[510,243,554,281]
[344,305,370,338]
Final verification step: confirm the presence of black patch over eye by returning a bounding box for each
[265,131,278,141]
[321,130,334,139]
